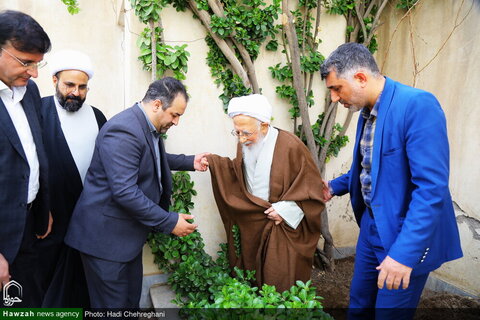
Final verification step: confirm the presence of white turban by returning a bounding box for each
[227,94,272,123]
[49,49,94,79]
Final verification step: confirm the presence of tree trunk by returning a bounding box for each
[281,4,319,169]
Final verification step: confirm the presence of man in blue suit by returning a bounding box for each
[0,10,53,306]
[321,43,462,318]
[65,77,209,308]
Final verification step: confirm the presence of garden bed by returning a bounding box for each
[312,257,480,319]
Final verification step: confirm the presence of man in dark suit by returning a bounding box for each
[0,10,52,307]
[321,43,462,319]
[39,50,107,307]
[65,77,209,308]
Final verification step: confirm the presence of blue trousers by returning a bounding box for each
[348,209,429,320]
[81,252,142,308]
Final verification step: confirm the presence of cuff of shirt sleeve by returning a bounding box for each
[271,201,304,229]
[328,181,335,196]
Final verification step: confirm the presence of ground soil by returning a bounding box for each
[312,257,480,319]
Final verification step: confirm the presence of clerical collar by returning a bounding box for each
[136,102,159,137]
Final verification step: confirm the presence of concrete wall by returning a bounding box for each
[375,0,480,296]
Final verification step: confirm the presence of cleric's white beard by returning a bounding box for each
[242,133,265,169]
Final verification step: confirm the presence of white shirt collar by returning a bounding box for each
[0,80,27,104]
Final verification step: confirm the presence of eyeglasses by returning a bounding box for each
[61,82,89,94]
[1,48,47,70]
[231,129,257,138]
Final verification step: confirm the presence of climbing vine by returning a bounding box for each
[131,0,190,80]
[136,27,190,80]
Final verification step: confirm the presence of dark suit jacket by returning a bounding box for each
[65,104,194,262]
[40,96,106,241]
[330,77,462,274]
[0,80,50,263]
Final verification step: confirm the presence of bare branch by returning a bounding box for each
[355,0,368,43]
[380,0,423,72]
[319,100,335,137]
[232,40,261,93]
[349,24,360,42]
[408,14,419,87]
[416,0,473,75]
[339,111,353,137]
[319,208,335,272]
[149,20,157,81]
[313,0,322,45]
[364,0,378,19]
[365,0,389,46]
[318,105,337,167]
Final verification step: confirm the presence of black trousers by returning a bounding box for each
[5,208,44,307]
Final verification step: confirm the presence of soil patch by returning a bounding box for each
[311,256,480,318]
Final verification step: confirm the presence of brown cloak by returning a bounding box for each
[207,129,324,292]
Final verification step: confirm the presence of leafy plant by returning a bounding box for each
[130,0,165,24]
[136,27,190,80]
[60,0,80,14]
[232,224,241,257]
[397,0,419,10]
[147,171,330,315]
[298,113,350,162]
[201,0,282,105]
[206,37,252,109]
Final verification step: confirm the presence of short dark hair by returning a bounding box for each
[142,77,189,110]
[320,42,379,80]
[0,10,51,54]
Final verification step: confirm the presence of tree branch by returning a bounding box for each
[380,0,423,72]
[416,0,472,75]
[187,0,251,89]
[281,4,320,168]
[207,0,260,92]
[149,20,157,81]
[365,0,389,46]
[355,0,368,43]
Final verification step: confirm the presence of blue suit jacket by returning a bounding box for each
[330,77,462,274]
[0,80,50,263]
[65,104,194,263]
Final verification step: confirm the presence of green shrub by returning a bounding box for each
[147,171,331,318]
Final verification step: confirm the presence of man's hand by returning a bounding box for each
[37,211,53,239]
[171,214,198,237]
[194,152,210,171]
[322,179,333,202]
[376,255,413,290]
[0,253,10,290]
[264,207,284,225]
